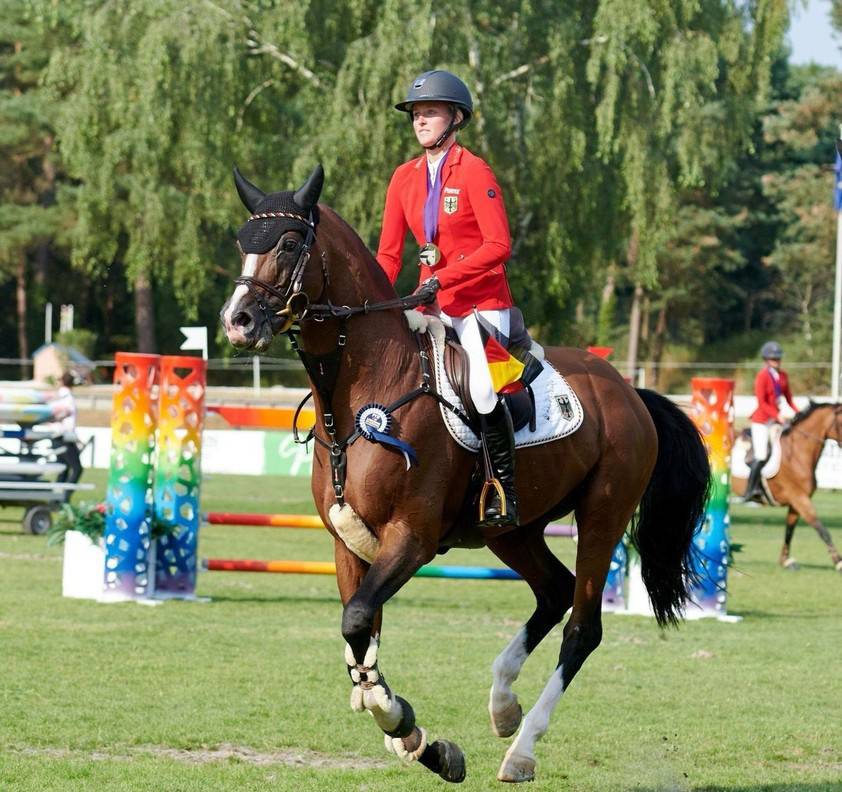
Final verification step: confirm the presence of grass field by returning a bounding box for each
[1,469,841,791]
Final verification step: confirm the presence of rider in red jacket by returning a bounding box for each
[744,341,799,502]
[376,70,519,530]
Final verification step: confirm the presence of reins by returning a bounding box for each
[787,408,842,447]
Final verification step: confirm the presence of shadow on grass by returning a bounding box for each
[726,609,835,621]
[637,786,842,791]
[206,594,341,606]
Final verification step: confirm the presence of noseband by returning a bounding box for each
[234,210,322,333]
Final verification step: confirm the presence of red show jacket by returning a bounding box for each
[376,144,514,317]
[750,367,798,423]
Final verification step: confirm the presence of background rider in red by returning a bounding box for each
[744,340,799,502]
[376,69,519,530]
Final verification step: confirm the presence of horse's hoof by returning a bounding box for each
[835,559,842,573]
[420,739,466,783]
[782,558,799,571]
[497,752,535,783]
[490,697,522,738]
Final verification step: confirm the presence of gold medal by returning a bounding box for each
[418,242,441,267]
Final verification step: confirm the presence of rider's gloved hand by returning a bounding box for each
[412,276,440,305]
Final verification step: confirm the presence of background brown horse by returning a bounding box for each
[732,403,842,572]
[220,166,710,784]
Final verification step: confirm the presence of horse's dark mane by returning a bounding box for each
[783,400,838,434]
[319,203,397,299]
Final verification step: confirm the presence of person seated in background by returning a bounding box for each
[743,341,798,502]
[50,371,83,495]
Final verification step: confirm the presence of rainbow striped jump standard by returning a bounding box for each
[203,558,522,580]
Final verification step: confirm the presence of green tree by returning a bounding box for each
[0,0,67,369]
[761,67,842,364]
[47,0,279,352]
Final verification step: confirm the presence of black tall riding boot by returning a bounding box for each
[478,400,519,532]
[742,459,765,503]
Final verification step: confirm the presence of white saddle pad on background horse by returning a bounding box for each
[407,311,584,453]
[731,430,782,480]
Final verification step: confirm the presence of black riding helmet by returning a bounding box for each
[395,70,473,148]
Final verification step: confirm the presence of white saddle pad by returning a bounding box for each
[406,311,584,453]
[731,430,782,480]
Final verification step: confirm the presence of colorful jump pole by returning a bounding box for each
[204,511,578,537]
[153,355,207,598]
[103,352,160,600]
[203,558,522,580]
[687,377,737,620]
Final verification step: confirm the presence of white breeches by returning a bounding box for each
[438,309,510,415]
[751,422,771,461]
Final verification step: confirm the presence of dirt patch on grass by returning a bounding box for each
[0,552,60,562]
[10,743,388,770]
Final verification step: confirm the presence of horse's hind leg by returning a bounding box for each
[336,530,466,783]
[789,493,842,571]
[486,524,575,738]
[498,491,631,783]
[780,507,800,570]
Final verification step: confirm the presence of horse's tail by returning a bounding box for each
[630,388,710,627]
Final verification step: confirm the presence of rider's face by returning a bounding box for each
[411,102,457,148]
[766,358,782,368]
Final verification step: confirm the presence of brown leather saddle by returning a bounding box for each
[438,327,537,432]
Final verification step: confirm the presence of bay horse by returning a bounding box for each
[220,165,710,784]
[732,402,842,572]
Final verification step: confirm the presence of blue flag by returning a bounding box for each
[835,145,842,211]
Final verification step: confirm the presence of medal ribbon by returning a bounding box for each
[423,147,451,243]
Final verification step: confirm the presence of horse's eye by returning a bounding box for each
[281,238,299,253]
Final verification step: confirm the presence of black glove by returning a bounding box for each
[412,276,440,305]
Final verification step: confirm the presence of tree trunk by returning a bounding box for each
[626,283,643,384]
[743,291,755,333]
[625,229,642,383]
[16,253,29,378]
[134,273,157,353]
[597,263,616,345]
[652,304,668,391]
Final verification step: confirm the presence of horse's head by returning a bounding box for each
[221,165,324,350]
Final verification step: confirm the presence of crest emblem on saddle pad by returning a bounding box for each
[443,195,458,215]
[556,395,574,420]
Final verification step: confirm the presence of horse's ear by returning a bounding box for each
[233,166,266,212]
[294,164,324,212]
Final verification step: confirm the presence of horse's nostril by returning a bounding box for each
[233,311,252,329]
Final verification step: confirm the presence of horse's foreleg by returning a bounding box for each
[486,528,575,738]
[790,494,842,571]
[780,507,800,570]
[337,529,466,783]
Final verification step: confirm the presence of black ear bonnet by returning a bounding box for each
[234,166,323,254]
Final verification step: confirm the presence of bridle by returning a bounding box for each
[234,209,322,333]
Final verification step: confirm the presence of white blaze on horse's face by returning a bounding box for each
[222,253,259,348]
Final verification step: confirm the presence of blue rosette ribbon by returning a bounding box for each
[355,403,418,470]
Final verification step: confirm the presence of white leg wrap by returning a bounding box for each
[384,726,428,763]
[330,504,379,563]
[504,667,565,764]
[490,627,528,713]
[345,637,402,732]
